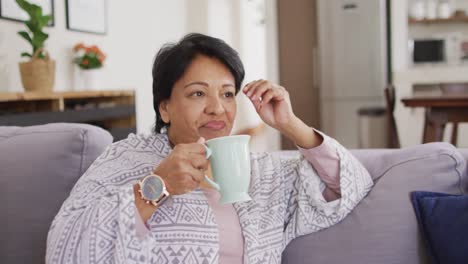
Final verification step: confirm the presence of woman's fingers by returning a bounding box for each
[173,162,204,192]
[186,164,205,184]
[245,80,286,101]
[250,81,271,101]
[251,97,262,112]
[243,80,263,97]
[242,80,256,93]
[176,142,207,157]
[242,81,254,95]
[164,140,212,194]
[245,80,287,105]
[190,154,209,171]
[261,89,277,105]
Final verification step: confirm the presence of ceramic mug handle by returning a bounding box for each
[203,145,220,190]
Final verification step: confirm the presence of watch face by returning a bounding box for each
[142,176,164,201]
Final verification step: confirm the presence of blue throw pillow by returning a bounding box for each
[411,191,468,264]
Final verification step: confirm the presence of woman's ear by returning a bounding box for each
[159,101,170,124]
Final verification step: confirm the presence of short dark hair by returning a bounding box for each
[152,33,245,133]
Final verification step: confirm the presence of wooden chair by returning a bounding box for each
[384,85,400,148]
[450,123,458,146]
[440,83,468,146]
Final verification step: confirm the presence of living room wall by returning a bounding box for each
[0,0,188,133]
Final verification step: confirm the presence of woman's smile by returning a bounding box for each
[202,120,226,130]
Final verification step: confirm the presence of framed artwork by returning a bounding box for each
[66,0,107,35]
[0,0,54,26]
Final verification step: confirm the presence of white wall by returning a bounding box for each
[237,0,281,152]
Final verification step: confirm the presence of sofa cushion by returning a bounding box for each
[460,148,468,188]
[411,191,468,264]
[0,123,112,264]
[282,142,466,264]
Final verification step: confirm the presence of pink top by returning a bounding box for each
[135,133,341,264]
[203,188,245,262]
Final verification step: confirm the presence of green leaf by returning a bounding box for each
[31,4,41,19]
[25,21,35,32]
[31,31,48,49]
[17,31,32,45]
[15,0,30,12]
[16,0,37,18]
[21,52,32,58]
[16,0,50,58]
[40,15,52,27]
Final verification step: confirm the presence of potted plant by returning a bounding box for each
[72,43,106,90]
[16,0,55,93]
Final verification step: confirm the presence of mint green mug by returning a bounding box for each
[203,135,252,204]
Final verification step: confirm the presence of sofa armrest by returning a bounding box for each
[0,123,113,264]
[282,143,466,264]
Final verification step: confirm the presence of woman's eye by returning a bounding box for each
[191,91,204,97]
[224,91,234,98]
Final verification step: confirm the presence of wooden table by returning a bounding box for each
[401,93,468,144]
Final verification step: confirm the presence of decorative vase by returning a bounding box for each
[409,0,425,20]
[19,48,55,93]
[438,0,453,19]
[73,66,101,91]
[426,0,438,19]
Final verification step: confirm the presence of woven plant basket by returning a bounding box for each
[19,48,55,93]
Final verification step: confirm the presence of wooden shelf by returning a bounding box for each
[409,16,468,25]
[0,90,134,102]
[0,105,135,125]
[0,90,136,141]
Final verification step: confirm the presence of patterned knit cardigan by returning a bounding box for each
[46,132,373,264]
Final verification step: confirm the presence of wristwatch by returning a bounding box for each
[138,174,169,207]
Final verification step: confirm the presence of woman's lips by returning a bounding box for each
[203,121,226,130]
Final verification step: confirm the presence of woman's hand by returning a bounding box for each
[243,80,294,131]
[154,138,209,195]
[243,80,323,148]
[134,138,209,222]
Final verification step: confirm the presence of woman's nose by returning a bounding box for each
[205,95,225,115]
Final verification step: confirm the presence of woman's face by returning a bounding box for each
[159,55,237,145]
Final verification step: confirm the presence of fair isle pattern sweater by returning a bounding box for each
[46,132,373,264]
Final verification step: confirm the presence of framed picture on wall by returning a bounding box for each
[0,0,54,26]
[66,0,107,35]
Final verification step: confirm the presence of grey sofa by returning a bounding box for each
[0,123,467,264]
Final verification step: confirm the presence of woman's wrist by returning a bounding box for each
[133,184,158,222]
[280,116,323,149]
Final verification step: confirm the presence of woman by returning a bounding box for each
[46,33,373,264]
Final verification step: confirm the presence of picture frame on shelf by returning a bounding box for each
[0,0,54,26]
[66,0,107,35]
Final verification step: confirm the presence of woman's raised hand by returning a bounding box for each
[243,80,296,132]
[243,80,323,149]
